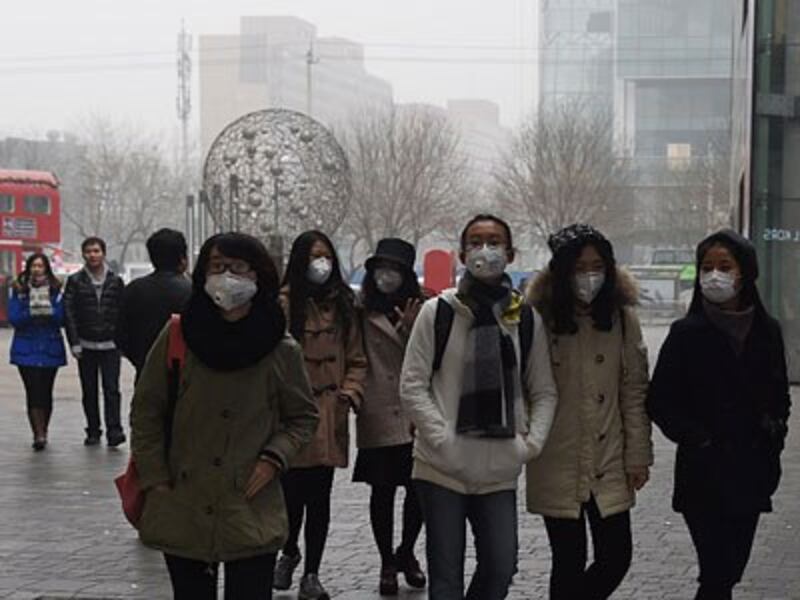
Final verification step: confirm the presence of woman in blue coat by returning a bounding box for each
[9,253,67,450]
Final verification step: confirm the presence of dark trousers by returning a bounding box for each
[164,553,275,600]
[415,479,517,600]
[683,510,760,600]
[369,483,424,566]
[281,466,335,575]
[543,496,632,600]
[77,349,122,438]
[18,366,57,410]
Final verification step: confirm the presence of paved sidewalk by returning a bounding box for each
[0,326,797,599]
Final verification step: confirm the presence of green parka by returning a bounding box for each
[131,326,319,563]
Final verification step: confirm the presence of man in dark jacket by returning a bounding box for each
[116,228,191,378]
[64,236,126,446]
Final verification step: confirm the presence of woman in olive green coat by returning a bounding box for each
[131,233,319,600]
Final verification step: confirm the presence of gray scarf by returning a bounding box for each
[455,272,517,438]
[702,298,755,357]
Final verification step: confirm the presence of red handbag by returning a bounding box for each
[114,314,185,528]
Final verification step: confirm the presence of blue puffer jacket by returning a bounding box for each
[9,286,67,368]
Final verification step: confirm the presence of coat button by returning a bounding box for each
[205,506,214,515]
[595,354,605,364]
[221,409,231,419]
[596,472,605,480]
[598,393,605,403]
[212,458,222,467]
[598,433,606,441]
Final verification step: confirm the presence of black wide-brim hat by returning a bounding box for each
[365,238,416,272]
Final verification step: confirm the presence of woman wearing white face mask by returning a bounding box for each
[647,230,790,600]
[274,230,367,600]
[131,233,319,599]
[354,238,428,595]
[525,224,653,600]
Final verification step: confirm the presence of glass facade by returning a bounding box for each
[748,0,800,380]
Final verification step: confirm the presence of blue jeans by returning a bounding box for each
[415,479,517,600]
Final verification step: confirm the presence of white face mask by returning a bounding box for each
[307,257,333,285]
[204,272,258,312]
[465,244,507,281]
[700,269,738,304]
[374,267,403,294]
[574,271,606,304]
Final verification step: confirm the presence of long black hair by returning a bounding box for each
[16,253,60,293]
[549,239,618,335]
[282,230,355,341]
[361,259,422,315]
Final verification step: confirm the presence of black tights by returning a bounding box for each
[369,484,424,566]
[281,466,334,575]
[18,367,57,440]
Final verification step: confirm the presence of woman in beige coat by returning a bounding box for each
[273,230,367,600]
[526,224,653,600]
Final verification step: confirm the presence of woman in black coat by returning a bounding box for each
[647,229,790,600]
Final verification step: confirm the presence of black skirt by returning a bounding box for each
[352,442,414,486]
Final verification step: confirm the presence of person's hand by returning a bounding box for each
[245,460,278,499]
[627,466,650,491]
[394,298,422,332]
[71,345,82,360]
[151,482,171,494]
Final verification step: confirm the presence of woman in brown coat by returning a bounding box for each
[526,224,653,600]
[273,230,367,600]
[354,238,427,596]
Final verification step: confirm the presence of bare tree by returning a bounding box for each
[67,117,185,266]
[493,99,631,243]
[337,105,469,273]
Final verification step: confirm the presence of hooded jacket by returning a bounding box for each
[525,267,653,518]
[400,288,557,495]
[647,230,790,514]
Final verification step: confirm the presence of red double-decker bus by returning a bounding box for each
[0,169,61,322]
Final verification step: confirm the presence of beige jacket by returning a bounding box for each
[356,311,414,449]
[280,287,367,468]
[525,268,653,519]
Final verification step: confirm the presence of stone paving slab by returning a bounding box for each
[0,326,798,599]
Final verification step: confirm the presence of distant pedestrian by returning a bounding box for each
[131,232,319,600]
[647,229,790,600]
[355,238,427,595]
[116,228,192,378]
[273,230,367,600]
[400,214,558,599]
[8,253,66,451]
[525,224,653,600]
[63,236,126,446]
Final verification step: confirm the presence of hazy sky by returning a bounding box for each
[0,0,538,144]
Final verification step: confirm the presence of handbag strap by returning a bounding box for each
[163,314,186,454]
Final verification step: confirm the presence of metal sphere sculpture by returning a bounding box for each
[202,108,351,239]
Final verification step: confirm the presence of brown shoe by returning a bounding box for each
[379,564,398,596]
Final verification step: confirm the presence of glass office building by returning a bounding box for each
[733,0,800,380]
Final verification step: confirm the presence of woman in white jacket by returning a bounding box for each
[400,214,557,600]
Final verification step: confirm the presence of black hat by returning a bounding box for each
[696,229,758,282]
[365,238,416,272]
[547,224,613,260]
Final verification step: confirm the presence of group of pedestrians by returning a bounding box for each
[8,213,790,600]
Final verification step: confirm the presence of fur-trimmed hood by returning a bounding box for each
[525,266,639,324]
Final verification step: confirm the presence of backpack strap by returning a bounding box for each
[519,303,535,377]
[432,298,455,372]
[164,313,185,454]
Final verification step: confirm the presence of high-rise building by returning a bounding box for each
[538,0,615,109]
[732,0,800,380]
[199,16,393,157]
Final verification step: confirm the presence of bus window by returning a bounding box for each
[0,194,14,213]
[23,195,51,214]
[0,250,16,276]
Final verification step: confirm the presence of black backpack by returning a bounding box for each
[431,298,535,379]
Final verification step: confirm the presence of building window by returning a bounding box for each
[667,143,693,170]
[0,194,14,213]
[23,195,51,214]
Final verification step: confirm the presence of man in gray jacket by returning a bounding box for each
[400,214,558,599]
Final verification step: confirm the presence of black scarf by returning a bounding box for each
[181,291,286,371]
[455,272,517,438]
